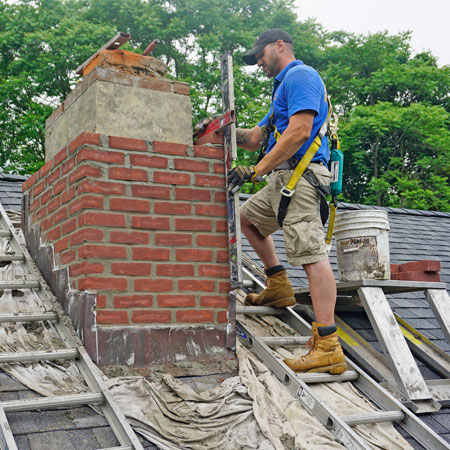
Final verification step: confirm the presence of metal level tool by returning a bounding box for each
[0,203,143,450]
[237,258,450,449]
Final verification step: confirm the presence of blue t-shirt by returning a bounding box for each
[258,60,329,164]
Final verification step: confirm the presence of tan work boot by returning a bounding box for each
[245,265,296,307]
[284,322,347,374]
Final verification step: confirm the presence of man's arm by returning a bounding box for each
[236,126,262,151]
[254,110,315,176]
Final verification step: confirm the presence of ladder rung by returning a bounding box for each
[243,280,255,288]
[0,281,40,290]
[261,336,310,346]
[0,348,78,364]
[2,392,104,412]
[341,410,405,426]
[0,231,11,238]
[0,254,24,262]
[0,312,58,323]
[298,370,359,384]
[236,306,285,316]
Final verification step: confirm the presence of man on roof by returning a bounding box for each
[228,28,346,375]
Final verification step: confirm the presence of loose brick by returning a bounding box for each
[174,82,190,95]
[79,212,126,228]
[176,249,213,262]
[195,131,225,146]
[132,184,170,199]
[62,156,76,175]
[175,188,210,202]
[69,195,103,214]
[96,295,107,308]
[155,233,192,246]
[175,218,212,231]
[130,154,168,168]
[156,264,195,277]
[110,231,149,244]
[54,177,67,195]
[153,142,187,156]
[194,144,224,157]
[33,181,45,197]
[154,202,191,215]
[54,146,68,166]
[78,179,125,195]
[78,245,127,259]
[109,136,147,151]
[176,310,214,323]
[61,217,77,235]
[174,159,209,172]
[195,174,225,188]
[178,279,215,292]
[131,310,171,323]
[69,132,101,153]
[197,234,228,248]
[217,310,228,324]
[198,264,230,278]
[200,295,228,308]
[154,171,190,185]
[110,198,150,213]
[114,295,153,308]
[109,167,147,182]
[77,147,125,165]
[134,279,173,292]
[158,294,196,308]
[399,260,440,273]
[397,271,440,282]
[133,248,170,261]
[111,262,152,276]
[47,226,61,241]
[69,262,104,276]
[70,228,104,246]
[390,264,400,274]
[96,310,129,324]
[195,204,227,217]
[54,236,69,253]
[138,77,171,92]
[132,216,170,230]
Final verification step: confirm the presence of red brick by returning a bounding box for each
[195,132,224,147]
[111,262,152,276]
[133,248,170,261]
[200,295,228,308]
[174,159,209,172]
[154,202,191,215]
[69,132,101,153]
[156,264,194,277]
[175,188,210,202]
[399,260,440,273]
[33,181,45,197]
[131,310,171,323]
[175,249,213,262]
[69,195,103,214]
[109,136,147,151]
[174,82,190,95]
[62,186,76,204]
[41,216,54,232]
[134,279,173,292]
[216,250,229,262]
[219,281,231,292]
[158,294,196,307]
[30,197,40,213]
[178,279,215,292]
[130,154,168,168]
[176,310,214,323]
[41,189,53,206]
[195,174,225,188]
[39,160,53,179]
[77,148,125,165]
[132,216,170,230]
[109,167,147,182]
[54,236,69,253]
[69,262,104,276]
[217,311,228,324]
[54,146,67,166]
[110,198,150,213]
[154,171,190,185]
[214,191,226,202]
[54,178,67,195]
[110,231,149,244]
[155,233,192,246]
[175,218,212,231]
[96,310,129,324]
[70,228,104,246]
[198,264,230,278]
[78,179,125,195]
[48,168,61,186]
[62,156,76,175]
[96,295,107,308]
[114,295,153,308]
[397,271,440,282]
[195,204,227,217]
[215,220,228,232]
[61,249,76,264]
[79,212,126,228]
[26,172,38,189]
[390,264,400,274]
[138,77,171,92]
[53,207,68,225]
[197,234,228,248]
[214,163,225,174]
[61,217,77,235]
[153,142,188,156]
[132,184,170,199]
[36,207,47,221]
[78,245,127,259]
[47,226,61,241]
[78,277,128,291]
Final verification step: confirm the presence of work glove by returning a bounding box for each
[227,165,264,193]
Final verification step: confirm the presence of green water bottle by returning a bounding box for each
[330,137,343,196]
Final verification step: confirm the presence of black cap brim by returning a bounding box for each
[243,45,264,65]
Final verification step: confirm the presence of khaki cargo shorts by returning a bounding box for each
[240,163,331,267]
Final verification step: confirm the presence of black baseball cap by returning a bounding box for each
[243,28,293,65]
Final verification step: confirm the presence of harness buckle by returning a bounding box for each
[280,186,295,197]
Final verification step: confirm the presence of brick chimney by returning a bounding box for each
[22,49,236,375]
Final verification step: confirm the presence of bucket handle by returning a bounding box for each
[342,247,360,254]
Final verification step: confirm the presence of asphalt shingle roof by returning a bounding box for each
[0,173,27,212]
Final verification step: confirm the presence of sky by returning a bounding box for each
[295,0,450,67]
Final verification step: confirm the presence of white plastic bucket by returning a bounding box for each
[333,210,390,281]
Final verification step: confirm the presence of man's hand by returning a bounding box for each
[227,165,264,193]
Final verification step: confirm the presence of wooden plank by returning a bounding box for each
[426,289,450,345]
